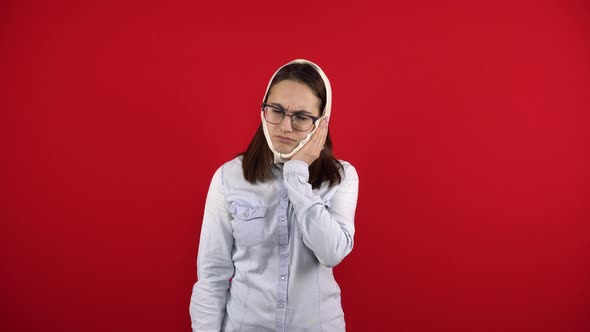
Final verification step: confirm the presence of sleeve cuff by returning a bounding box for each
[283,160,309,179]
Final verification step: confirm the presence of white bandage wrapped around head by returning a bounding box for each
[261,59,332,163]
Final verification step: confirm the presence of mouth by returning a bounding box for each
[275,135,295,143]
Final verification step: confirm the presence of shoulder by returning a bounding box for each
[337,159,359,181]
[221,155,244,171]
[214,155,275,199]
[214,156,244,182]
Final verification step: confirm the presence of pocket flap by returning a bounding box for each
[230,202,267,220]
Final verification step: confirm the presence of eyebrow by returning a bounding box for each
[269,103,315,116]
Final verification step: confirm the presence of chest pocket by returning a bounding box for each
[229,202,267,247]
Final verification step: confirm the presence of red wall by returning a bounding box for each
[1,0,589,331]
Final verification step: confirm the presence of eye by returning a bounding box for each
[268,107,284,114]
[292,114,310,121]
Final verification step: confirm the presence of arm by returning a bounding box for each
[189,167,234,332]
[283,160,359,267]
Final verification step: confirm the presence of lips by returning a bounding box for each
[275,135,295,143]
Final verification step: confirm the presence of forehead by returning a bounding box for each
[267,80,321,116]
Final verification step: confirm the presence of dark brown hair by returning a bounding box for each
[241,63,342,189]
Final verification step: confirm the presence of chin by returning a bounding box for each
[276,148,294,154]
[274,143,296,154]
[275,146,295,154]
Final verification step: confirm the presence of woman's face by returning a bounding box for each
[265,80,321,154]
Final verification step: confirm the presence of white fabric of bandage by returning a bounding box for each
[261,59,332,163]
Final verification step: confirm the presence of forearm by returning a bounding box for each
[190,167,234,331]
[283,160,358,267]
[190,278,229,332]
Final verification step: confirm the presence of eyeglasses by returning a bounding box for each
[262,103,319,131]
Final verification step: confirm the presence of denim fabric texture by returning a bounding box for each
[190,157,359,332]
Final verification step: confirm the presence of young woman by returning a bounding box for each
[190,59,359,332]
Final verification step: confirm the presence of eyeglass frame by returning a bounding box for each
[261,103,320,131]
[262,103,320,131]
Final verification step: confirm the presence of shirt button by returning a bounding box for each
[280,217,285,222]
[280,246,287,251]
[280,275,286,281]
[279,303,285,308]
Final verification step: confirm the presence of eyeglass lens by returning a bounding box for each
[264,106,313,131]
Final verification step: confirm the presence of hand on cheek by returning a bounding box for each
[291,118,329,166]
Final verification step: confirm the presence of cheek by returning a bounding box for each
[268,124,279,135]
[294,131,311,143]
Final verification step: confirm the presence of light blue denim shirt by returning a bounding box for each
[190,157,359,332]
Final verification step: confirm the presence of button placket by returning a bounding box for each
[275,186,290,332]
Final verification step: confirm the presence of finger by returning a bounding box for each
[305,118,328,154]
[311,125,326,150]
[317,119,328,148]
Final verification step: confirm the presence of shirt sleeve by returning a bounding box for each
[283,160,359,268]
[189,167,234,332]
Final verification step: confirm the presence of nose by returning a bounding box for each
[279,114,293,132]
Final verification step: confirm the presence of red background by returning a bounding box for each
[1,0,589,331]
